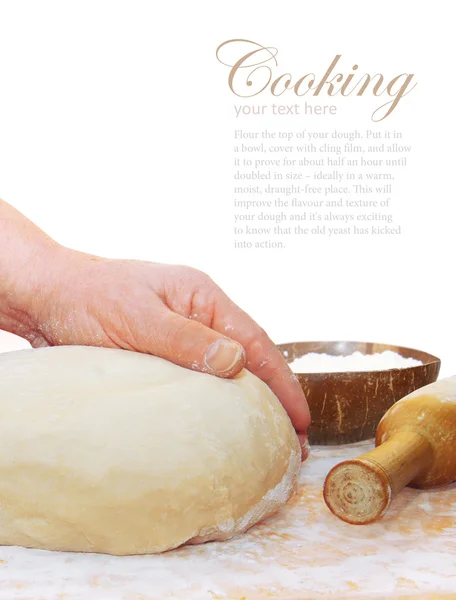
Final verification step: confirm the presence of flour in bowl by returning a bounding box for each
[289,350,422,373]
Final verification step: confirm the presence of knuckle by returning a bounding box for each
[189,267,216,287]
[168,314,194,338]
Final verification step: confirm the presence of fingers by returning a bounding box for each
[244,338,311,461]
[149,310,246,378]
[298,433,310,461]
[159,308,310,461]
[163,305,310,461]
[242,335,311,434]
[208,293,311,451]
[146,265,310,459]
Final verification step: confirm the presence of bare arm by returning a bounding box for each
[0,199,60,340]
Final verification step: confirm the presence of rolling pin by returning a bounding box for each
[323,376,456,524]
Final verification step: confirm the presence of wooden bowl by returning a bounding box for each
[277,341,440,445]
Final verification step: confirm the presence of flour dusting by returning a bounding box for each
[188,437,301,545]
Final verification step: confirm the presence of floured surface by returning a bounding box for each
[0,440,455,599]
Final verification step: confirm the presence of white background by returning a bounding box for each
[0,1,454,375]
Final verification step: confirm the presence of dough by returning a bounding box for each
[0,346,300,555]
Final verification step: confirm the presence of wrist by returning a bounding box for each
[0,237,65,344]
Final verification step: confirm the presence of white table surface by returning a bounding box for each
[0,333,455,599]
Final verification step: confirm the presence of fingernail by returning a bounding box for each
[204,339,244,374]
[298,433,310,460]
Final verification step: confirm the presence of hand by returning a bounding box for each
[0,200,310,459]
[22,248,310,458]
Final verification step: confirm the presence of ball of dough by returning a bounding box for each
[0,346,300,555]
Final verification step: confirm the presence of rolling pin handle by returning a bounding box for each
[323,431,433,524]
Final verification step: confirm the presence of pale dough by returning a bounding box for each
[0,346,300,555]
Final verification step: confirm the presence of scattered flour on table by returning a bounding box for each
[290,350,422,373]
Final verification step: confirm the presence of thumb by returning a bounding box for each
[151,310,246,377]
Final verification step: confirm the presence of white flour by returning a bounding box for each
[290,350,422,373]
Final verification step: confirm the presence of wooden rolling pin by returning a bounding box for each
[323,376,456,524]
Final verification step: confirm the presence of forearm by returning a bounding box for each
[0,199,58,339]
